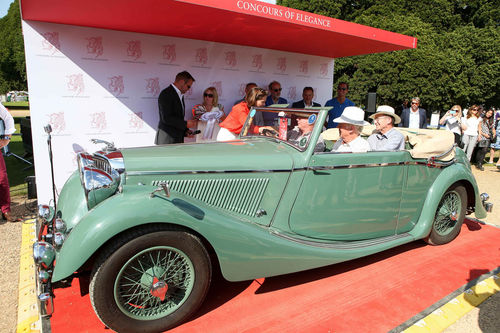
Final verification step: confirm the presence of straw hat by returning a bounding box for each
[369,105,401,124]
[333,106,369,126]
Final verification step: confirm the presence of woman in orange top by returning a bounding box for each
[217,87,271,141]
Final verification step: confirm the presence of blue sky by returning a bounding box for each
[0,0,13,18]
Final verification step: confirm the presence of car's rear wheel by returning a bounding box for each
[425,184,467,245]
[89,228,211,333]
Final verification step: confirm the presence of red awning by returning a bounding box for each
[20,0,417,58]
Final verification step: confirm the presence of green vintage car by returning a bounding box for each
[33,107,492,333]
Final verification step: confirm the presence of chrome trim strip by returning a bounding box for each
[309,161,406,170]
[127,169,301,176]
[126,160,447,176]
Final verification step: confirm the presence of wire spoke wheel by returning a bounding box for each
[434,191,461,236]
[426,185,467,245]
[114,246,195,320]
[90,229,211,333]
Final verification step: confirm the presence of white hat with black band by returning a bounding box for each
[333,106,369,126]
[369,105,401,124]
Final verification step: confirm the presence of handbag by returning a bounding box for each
[477,139,490,148]
[458,137,464,149]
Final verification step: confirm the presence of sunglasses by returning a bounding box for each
[411,102,419,105]
[337,87,347,91]
[272,88,282,92]
[204,93,214,98]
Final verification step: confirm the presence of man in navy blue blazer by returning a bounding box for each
[155,71,197,144]
[399,97,427,129]
[291,87,321,108]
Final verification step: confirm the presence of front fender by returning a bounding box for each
[52,186,213,281]
[409,163,485,239]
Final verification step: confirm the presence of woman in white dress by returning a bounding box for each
[191,87,225,142]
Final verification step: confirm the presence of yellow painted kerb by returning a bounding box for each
[16,220,42,333]
[403,272,500,333]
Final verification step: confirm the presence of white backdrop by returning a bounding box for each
[22,21,334,203]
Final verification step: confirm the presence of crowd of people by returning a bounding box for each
[155,71,499,169]
[440,105,498,170]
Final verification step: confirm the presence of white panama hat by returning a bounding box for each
[333,106,369,126]
[369,105,401,124]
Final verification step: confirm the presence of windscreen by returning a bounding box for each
[240,108,321,151]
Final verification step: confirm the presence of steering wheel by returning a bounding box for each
[262,128,279,137]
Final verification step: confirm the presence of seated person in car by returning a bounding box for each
[329,106,370,153]
[368,105,405,151]
[287,113,325,152]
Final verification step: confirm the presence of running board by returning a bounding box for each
[270,230,414,250]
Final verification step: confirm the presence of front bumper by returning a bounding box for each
[480,192,493,213]
[33,240,55,317]
[33,204,67,318]
[38,292,54,317]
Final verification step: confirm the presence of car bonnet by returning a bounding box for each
[120,139,295,173]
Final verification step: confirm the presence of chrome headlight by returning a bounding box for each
[53,232,65,249]
[77,152,121,209]
[38,270,51,284]
[33,241,56,269]
[38,204,54,224]
[54,218,67,233]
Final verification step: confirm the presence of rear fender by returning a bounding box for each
[409,163,484,239]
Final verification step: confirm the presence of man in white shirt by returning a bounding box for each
[155,71,198,144]
[330,106,370,153]
[0,104,21,221]
[400,97,427,129]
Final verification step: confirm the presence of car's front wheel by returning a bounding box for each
[425,184,467,245]
[89,228,211,333]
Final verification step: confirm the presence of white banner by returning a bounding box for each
[22,21,334,203]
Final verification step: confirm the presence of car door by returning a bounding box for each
[288,150,408,241]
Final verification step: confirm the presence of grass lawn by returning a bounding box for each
[2,101,29,108]
[5,120,34,197]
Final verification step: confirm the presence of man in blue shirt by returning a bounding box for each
[263,80,288,125]
[325,82,354,128]
[367,105,405,151]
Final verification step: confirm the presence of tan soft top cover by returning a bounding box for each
[321,125,455,161]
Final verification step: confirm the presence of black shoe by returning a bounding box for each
[2,212,22,222]
[476,164,484,171]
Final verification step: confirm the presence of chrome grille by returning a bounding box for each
[93,156,112,174]
[152,178,269,217]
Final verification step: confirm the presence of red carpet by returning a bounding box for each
[50,219,500,332]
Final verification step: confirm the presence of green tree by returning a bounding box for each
[0,0,26,94]
[278,0,500,111]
